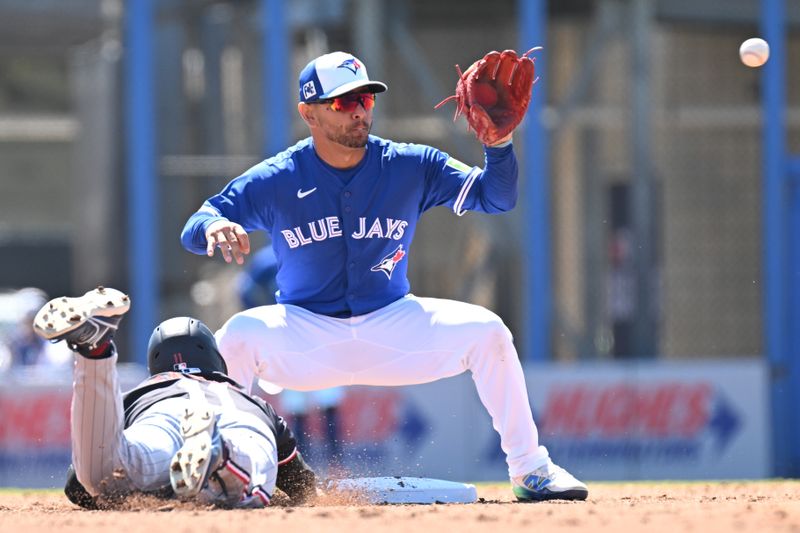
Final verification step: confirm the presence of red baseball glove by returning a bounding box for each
[435,47,541,146]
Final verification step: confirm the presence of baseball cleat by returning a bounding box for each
[512,459,589,502]
[170,406,261,507]
[170,406,224,500]
[32,286,130,357]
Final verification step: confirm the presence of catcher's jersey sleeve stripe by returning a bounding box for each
[453,167,482,216]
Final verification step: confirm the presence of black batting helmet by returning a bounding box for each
[147,317,228,376]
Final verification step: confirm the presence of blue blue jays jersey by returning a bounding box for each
[181,135,518,317]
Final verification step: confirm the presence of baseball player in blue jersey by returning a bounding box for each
[181,51,588,501]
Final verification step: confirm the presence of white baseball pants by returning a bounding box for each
[215,295,549,477]
[71,353,279,500]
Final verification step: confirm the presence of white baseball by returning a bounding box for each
[739,38,769,68]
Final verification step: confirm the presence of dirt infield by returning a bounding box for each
[1,481,799,533]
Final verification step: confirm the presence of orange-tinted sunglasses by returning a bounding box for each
[317,93,376,113]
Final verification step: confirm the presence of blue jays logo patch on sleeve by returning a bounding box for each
[371,244,406,279]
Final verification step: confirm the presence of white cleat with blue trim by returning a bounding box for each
[512,459,588,501]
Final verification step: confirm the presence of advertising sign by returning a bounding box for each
[0,359,769,488]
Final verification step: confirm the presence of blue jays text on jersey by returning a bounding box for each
[181,135,518,318]
[280,215,408,248]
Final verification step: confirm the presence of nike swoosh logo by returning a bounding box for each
[297,187,317,199]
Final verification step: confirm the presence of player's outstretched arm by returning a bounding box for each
[204,219,251,265]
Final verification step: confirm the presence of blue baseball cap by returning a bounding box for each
[298,51,388,103]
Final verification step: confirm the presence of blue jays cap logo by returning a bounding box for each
[299,52,387,103]
[371,245,406,279]
[338,58,362,75]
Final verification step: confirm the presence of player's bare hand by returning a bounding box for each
[205,220,251,265]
